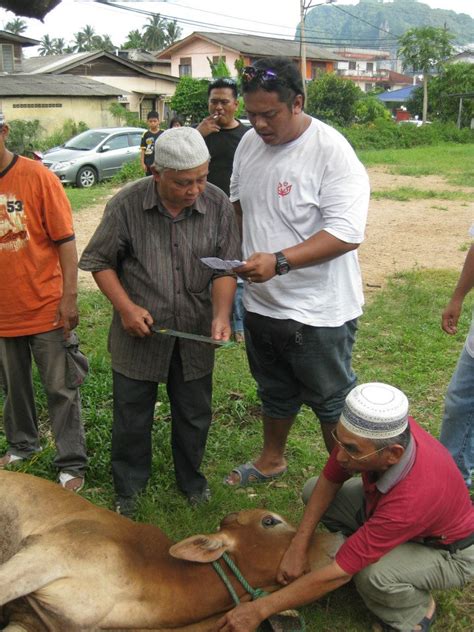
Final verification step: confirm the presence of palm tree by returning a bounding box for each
[75,25,96,51]
[163,20,182,48]
[72,31,86,52]
[142,14,166,51]
[123,29,145,50]
[53,38,67,54]
[5,17,27,35]
[38,34,57,56]
[96,34,116,52]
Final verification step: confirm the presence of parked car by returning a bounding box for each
[42,127,145,188]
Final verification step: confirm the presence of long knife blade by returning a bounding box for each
[151,327,234,347]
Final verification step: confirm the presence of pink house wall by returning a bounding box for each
[169,40,241,78]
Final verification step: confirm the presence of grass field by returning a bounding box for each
[1,144,473,631]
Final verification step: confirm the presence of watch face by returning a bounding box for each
[275,252,290,275]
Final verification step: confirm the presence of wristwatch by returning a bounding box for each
[274,251,291,275]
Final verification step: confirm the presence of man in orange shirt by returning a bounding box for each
[0,114,87,491]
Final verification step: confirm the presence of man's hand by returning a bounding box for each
[119,304,154,337]
[235,252,277,283]
[211,317,232,342]
[197,114,221,138]
[277,545,308,586]
[54,294,79,338]
[441,298,463,335]
[215,602,264,632]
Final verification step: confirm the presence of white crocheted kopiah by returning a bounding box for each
[340,383,409,439]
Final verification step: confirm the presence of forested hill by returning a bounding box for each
[299,0,474,48]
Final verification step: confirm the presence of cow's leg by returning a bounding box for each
[0,540,65,606]
[1,597,48,632]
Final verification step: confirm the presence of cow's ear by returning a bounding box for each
[169,533,234,562]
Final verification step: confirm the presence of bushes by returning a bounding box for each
[7,118,90,155]
[6,119,44,155]
[340,119,474,151]
[111,157,143,184]
[39,119,89,152]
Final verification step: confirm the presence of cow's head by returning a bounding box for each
[169,509,297,588]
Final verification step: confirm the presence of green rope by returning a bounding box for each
[211,553,306,632]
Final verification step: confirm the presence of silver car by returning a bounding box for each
[42,127,145,188]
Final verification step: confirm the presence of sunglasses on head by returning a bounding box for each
[241,66,302,95]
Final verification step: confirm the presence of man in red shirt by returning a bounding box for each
[217,383,474,632]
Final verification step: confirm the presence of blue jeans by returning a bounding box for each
[440,346,474,488]
[232,283,245,334]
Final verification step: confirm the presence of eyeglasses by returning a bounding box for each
[241,66,301,94]
[331,429,387,461]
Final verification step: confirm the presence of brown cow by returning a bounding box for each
[0,471,343,631]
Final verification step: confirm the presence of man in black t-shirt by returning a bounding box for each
[197,78,248,196]
[140,111,162,176]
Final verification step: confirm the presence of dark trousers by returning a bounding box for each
[111,345,212,499]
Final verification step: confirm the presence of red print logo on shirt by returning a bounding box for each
[278,181,292,197]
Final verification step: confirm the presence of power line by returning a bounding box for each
[94,1,400,47]
[331,4,402,38]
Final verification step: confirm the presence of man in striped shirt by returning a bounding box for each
[80,127,240,517]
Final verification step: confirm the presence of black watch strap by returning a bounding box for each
[274,251,290,275]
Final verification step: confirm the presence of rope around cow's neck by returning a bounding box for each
[211,552,268,605]
[211,552,306,632]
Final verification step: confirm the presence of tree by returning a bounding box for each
[306,73,363,126]
[407,62,474,127]
[163,20,182,47]
[4,17,27,34]
[208,56,231,79]
[170,76,210,125]
[38,34,57,56]
[398,26,453,123]
[142,14,166,50]
[53,37,67,54]
[72,25,97,52]
[123,30,145,50]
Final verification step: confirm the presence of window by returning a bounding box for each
[349,61,357,71]
[365,83,374,92]
[366,62,374,72]
[179,57,192,77]
[212,55,226,64]
[129,132,143,147]
[103,135,129,151]
[1,44,14,73]
[12,103,62,109]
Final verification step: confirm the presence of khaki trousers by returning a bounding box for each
[0,329,87,476]
[303,477,474,630]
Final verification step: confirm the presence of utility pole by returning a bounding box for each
[300,0,307,100]
[300,0,335,101]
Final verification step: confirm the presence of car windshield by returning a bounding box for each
[64,130,110,150]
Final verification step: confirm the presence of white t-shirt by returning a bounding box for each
[229,117,370,327]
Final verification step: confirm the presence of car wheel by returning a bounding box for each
[76,166,98,188]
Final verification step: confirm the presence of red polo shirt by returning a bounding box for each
[323,418,474,575]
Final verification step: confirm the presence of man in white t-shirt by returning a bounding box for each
[225,56,370,486]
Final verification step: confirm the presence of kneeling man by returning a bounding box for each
[218,383,474,631]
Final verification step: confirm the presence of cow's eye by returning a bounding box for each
[262,515,282,528]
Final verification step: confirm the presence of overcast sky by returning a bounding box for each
[1,0,473,54]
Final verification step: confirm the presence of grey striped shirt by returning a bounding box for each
[79,177,240,382]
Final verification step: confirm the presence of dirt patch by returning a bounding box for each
[74,171,473,293]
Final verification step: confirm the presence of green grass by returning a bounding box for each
[66,182,115,212]
[1,144,473,631]
[358,143,474,187]
[371,187,474,202]
[1,271,472,631]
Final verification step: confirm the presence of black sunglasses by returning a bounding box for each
[241,66,302,95]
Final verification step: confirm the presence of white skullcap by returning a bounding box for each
[153,126,210,171]
[340,383,409,440]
